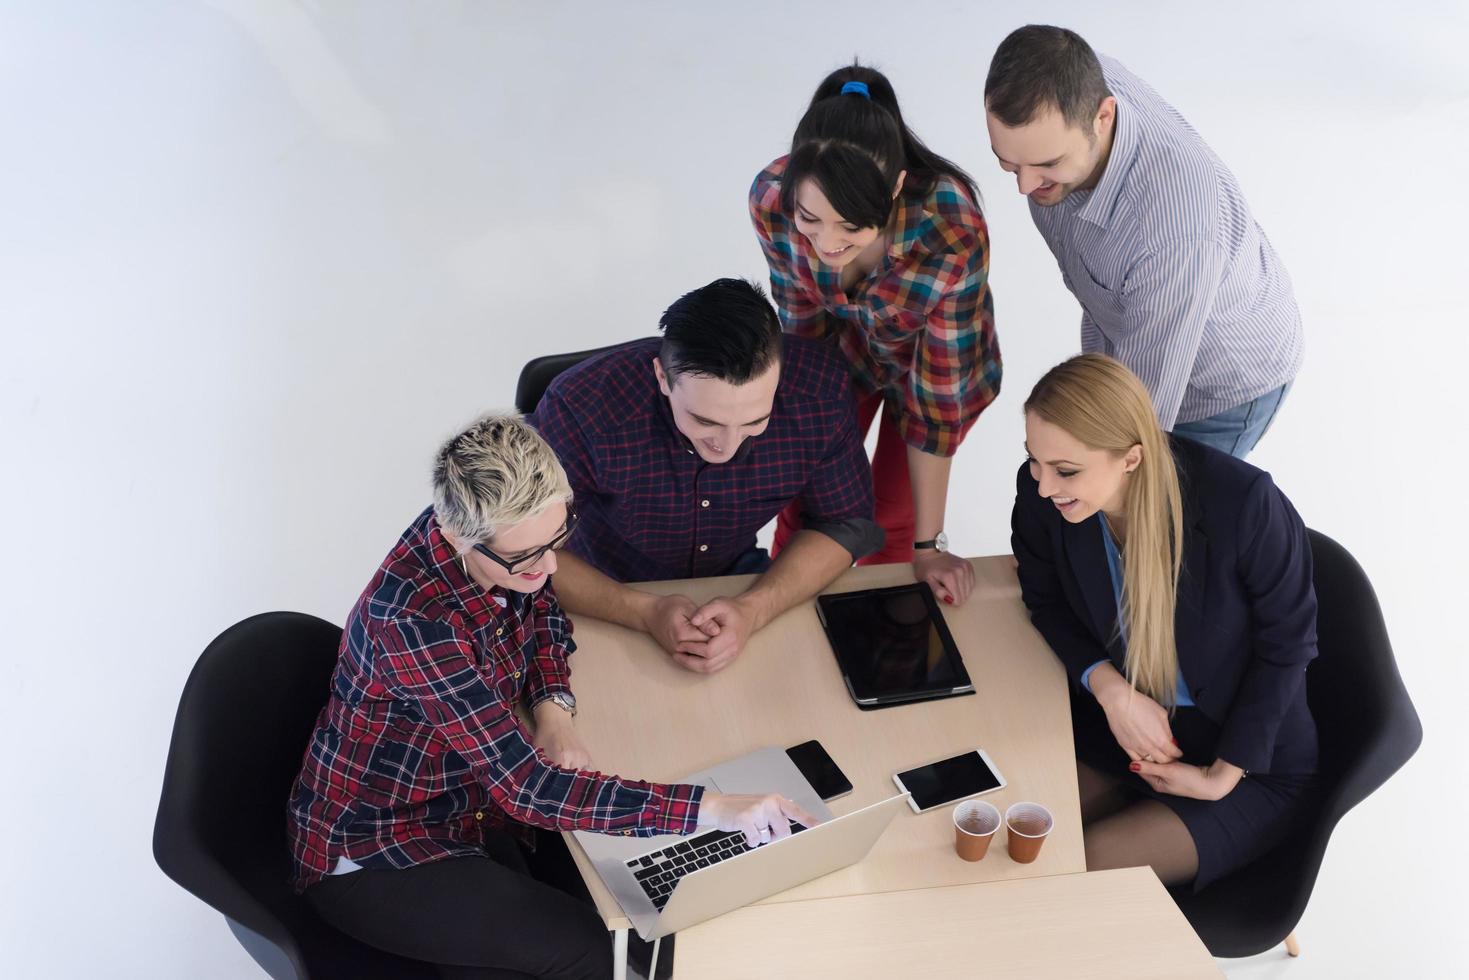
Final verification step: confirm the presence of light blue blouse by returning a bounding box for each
[1080,515,1193,706]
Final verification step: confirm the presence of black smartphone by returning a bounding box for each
[786,739,854,801]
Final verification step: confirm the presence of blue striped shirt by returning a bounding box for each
[1029,56,1304,428]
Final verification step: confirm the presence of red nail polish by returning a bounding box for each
[1129,762,1141,772]
[1172,737,1179,746]
[943,596,953,604]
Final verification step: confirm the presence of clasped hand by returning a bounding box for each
[1090,664,1184,765]
[1089,665,1242,801]
[642,593,760,674]
[1131,757,1244,801]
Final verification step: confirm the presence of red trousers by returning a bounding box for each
[772,391,914,566]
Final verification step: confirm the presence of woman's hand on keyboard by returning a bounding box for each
[698,792,821,847]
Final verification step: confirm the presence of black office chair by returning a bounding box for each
[514,343,624,415]
[153,612,437,980]
[1169,529,1422,958]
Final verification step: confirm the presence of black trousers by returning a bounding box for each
[305,830,612,980]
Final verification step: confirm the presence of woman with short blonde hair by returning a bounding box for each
[431,413,574,547]
[288,413,814,979]
[1013,355,1319,889]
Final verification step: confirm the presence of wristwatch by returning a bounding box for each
[543,692,578,718]
[913,531,949,553]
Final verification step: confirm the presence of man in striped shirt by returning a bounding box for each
[984,25,1303,458]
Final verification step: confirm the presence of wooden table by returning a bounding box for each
[673,866,1222,979]
[562,556,1085,931]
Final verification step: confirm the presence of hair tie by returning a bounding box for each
[840,81,870,99]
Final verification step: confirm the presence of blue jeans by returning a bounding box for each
[1171,383,1292,458]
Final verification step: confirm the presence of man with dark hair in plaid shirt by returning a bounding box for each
[529,278,882,673]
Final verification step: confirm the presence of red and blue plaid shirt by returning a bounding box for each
[287,507,704,891]
[750,155,1002,457]
[529,336,877,583]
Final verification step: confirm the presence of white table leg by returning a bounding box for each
[612,927,628,980]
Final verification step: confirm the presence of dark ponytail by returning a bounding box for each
[778,62,980,230]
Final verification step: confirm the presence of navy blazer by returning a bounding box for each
[1011,436,1318,775]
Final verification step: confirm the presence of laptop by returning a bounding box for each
[574,746,909,940]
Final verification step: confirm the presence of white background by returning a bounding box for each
[3,1,1465,977]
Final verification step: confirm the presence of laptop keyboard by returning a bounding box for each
[626,823,810,910]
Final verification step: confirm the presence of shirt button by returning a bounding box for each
[496,627,504,636]
[513,670,522,678]
[701,499,710,508]
[699,544,709,552]
[474,811,484,821]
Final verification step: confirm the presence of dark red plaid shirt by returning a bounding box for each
[287,507,704,891]
[528,336,877,583]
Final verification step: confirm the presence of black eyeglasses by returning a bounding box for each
[473,512,578,574]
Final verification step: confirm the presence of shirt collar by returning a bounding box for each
[1076,95,1137,229]
[888,191,929,259]
[426,514,512,613]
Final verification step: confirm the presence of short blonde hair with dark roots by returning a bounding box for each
[431,413,572,550]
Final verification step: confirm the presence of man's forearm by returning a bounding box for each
[552,550,655,631]
[736,530,852,630]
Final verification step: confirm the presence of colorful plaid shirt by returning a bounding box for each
[750,155,1002,457]
[528,336,879,583]
[287,507,704,892]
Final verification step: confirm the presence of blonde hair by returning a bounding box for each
[431,413,572,550]
[1025,355,1185,707]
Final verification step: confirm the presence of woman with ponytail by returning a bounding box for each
[751,63,1000,607]
[1012,354,1319,889]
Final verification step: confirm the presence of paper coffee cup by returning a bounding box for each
[953,800,1001,862]
[1004,802,1053,864]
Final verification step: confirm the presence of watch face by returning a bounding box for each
[935,531,949,552]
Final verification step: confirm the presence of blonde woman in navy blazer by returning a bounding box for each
[1012,354,1318,889]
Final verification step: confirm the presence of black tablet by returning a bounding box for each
[815,582,974,708]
